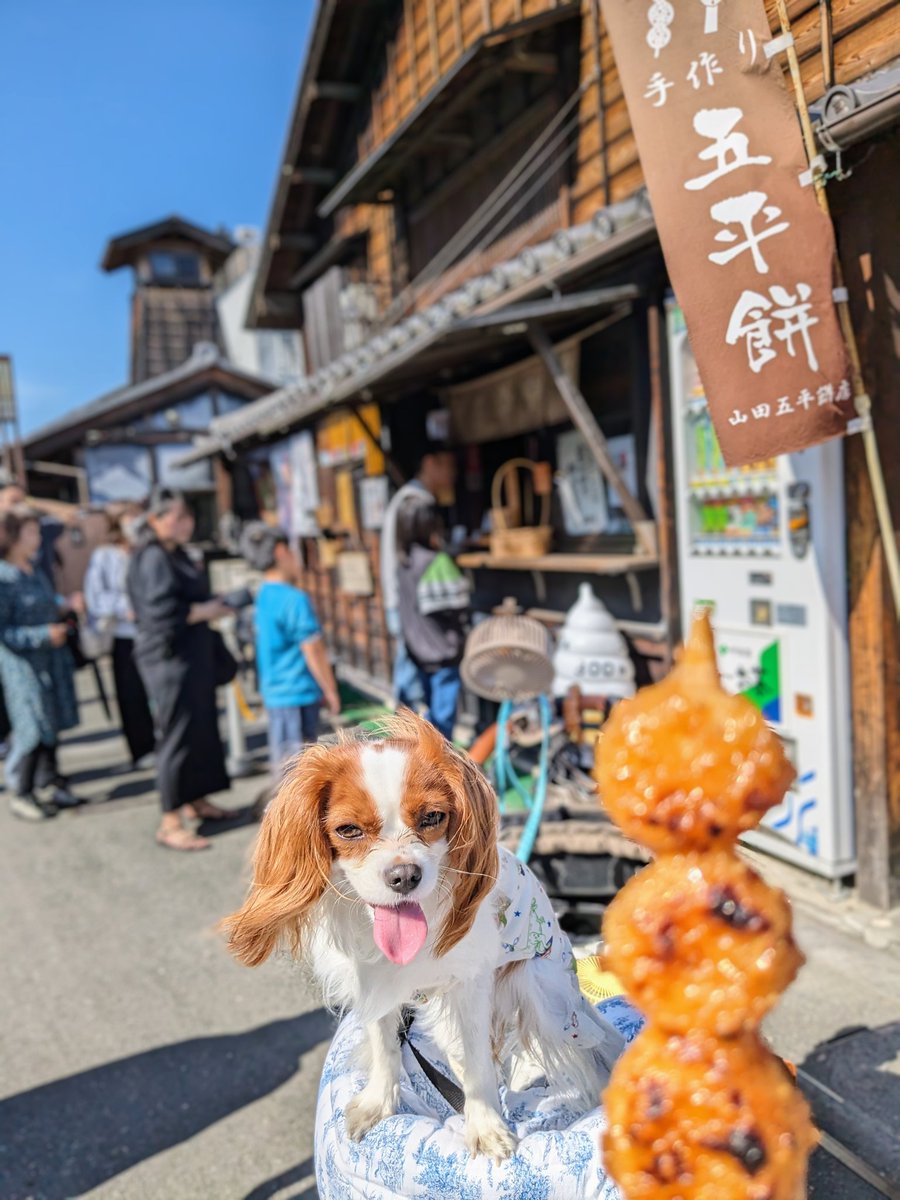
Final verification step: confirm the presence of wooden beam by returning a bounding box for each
[309,80,363,102]
[590,0,609,206]
[346,404,405,489]
[425,129,475,149]
[290,166,338,186]
[405,0,419,103]
[482,0,492,33]
[260,291,302,319]
[213,455,233,519]
[386,39,399,128]
[407,93,555,225]
[833,136,900,908]
[452,0,463,53]
[273,232,317,252]
[427,0,440,79]
[648,302,678,660]
[527,322,657,556]
[505,49,558,75]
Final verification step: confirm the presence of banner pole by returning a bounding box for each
[773,0,900,618]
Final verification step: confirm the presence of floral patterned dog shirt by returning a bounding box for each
[492,846,610,1049]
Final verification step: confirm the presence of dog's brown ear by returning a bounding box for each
[222,743,334,966]
[435,745,499,957]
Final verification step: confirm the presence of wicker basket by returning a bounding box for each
[489,458,553,558]
[461,615,554,702]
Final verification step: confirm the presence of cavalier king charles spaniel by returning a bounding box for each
[223,711,622,1161]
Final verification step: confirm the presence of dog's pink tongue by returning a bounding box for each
[371,903,428,965]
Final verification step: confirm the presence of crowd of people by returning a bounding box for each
[0,452,471,847]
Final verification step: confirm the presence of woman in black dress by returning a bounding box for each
[127,490,232,850]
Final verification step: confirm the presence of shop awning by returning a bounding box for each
[173,286,636,469]
[172,194,656,468]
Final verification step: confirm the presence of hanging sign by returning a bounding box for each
[290,431,320,538]
[359,475,390,531]
[602,0,852,465]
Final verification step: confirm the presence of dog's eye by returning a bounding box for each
[418,811,446,830]
[335,824,364,840]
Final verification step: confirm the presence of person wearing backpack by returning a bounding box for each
[394,497,470,741]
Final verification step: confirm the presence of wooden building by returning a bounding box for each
[177,2,899,903]
[24,217,278,539]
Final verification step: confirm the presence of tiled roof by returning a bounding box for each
[24,343,277,453]
[175,192,653,466]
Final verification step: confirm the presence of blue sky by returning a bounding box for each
[0,1,314,435]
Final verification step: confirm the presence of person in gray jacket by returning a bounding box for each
[395,497,470,740]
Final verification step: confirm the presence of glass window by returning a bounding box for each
[147,250,201,284]
[215,390,248,416]
[85,444,153,503]
[155,444,213,491]
[132,392,215,432]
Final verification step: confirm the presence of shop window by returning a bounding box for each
[84,444,154,504]
[155,443,213,491]
[215,390,249,416]
[147,250,201,285]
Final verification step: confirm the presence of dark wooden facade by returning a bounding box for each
[203,0,899,900]
[249,0,899,341]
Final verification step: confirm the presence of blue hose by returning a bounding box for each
[491,695,552,863]
[515,693,551,863]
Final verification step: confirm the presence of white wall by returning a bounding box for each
[216,238,305,385]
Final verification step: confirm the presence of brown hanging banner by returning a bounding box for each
[602,0,852,466]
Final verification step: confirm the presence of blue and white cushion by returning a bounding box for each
[315,998,644,1200]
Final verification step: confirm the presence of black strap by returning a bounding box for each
[399,1006,465,1114]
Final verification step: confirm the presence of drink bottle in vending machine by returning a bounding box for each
[667,300,854,878]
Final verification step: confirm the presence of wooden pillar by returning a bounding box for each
[832,133,900,908]
[648,302,679,660]
[527,321,657,557]
[589,0,609,206]
[405,1,419,103]
[213,455,233,520]
[426,0,440,80]
[452,0,463,53]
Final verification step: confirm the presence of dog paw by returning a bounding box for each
[345,1085,399,1141]
[464,1103,517,1162]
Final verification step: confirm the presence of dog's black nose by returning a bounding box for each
[384,863,422,895]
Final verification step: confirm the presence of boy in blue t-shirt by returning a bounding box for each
[240,523,340,783]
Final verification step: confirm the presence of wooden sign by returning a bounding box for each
[359,474,390,531]
[443,343,576,444]
[602,0,852,465]
[336,550,373,596]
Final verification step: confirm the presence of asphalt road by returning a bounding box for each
[0,691,331,1200]
[2,683,898,1199]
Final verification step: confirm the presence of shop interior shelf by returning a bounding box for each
[456,551,659,574]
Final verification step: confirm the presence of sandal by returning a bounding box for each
[156,827,211,851]
[183,799,230,822]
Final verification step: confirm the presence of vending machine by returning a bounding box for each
[667,300,854,879]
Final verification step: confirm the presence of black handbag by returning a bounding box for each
[211,630,238,687]
[64,614,90,670]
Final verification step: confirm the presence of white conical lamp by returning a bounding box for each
[552,583,636,699]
